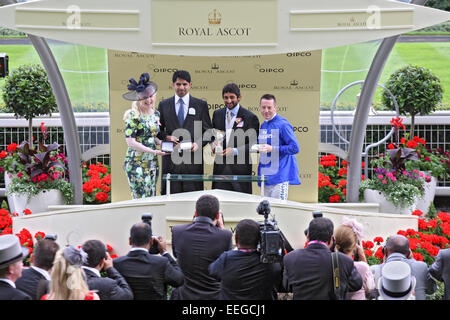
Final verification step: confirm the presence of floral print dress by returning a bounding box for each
[124,110,160,198]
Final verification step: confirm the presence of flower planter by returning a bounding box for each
[5,172,64,215]
[415,172,437,214]
[363,189,418,215]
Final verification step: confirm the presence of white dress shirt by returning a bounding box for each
[175,93,189,122]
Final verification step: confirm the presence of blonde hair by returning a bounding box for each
[46,249,90,300]
[123,99,155,121]
[334,225,357,255]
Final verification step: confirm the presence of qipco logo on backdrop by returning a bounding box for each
[286,51,312,57]
[254,64,285,73]
[292,126,309,133]
[147,64,178,73]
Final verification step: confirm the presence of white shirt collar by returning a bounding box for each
[0,278,16,288]
[227,103,240,117]
[82,266,101,278]
[130,247,149,253]
[31,266,51,281]
[264,113,277,122]
[175,93,190,106]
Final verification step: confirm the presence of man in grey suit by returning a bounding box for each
[171,194,233,300]
[429,248,450,300]
[371,235,436,300]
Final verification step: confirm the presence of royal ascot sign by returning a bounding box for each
[0,0,448,55]
[151,0,277,47]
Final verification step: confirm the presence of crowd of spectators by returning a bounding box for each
[0,194,448,300]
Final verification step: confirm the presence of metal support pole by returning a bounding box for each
[0,0,83,204]
[346,0,428,203]
[28,35,83,205]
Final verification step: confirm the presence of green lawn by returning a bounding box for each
[321,41,450,110]
[0,43,109,106]
[0,41,449,110]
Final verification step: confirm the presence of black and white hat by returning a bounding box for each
[122,73,158,101]
[0,235,29,269]
[378,261,416,300]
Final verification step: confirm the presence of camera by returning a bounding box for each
[44,234,57,241]
[141,213,161,254]
[257,200,293,264]
[304,211,323,236]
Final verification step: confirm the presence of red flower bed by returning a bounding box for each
[0,207,119,264]
[82,162,111,204]
[364,211,450,266]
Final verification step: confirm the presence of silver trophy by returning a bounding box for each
[213,129,225,154]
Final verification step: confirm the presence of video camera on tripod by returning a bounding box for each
[257,200,293,264]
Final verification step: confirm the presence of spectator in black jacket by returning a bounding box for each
[114,223,184,300]
[171,194,233,300]
[81,239,133,300]
[283,217,362,300]
[16,238,59,300]
[209,219,282,300]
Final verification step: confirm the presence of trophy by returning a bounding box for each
[213,129,225,154]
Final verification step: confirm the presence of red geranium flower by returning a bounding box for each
[6,143,18,152]
[412,210,423,217]
[373,237,384,244]
[34,232,46,240]
[95,191,109,203]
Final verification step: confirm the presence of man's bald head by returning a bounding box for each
[385,235,410,257]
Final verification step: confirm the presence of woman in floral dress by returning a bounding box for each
[122,73,166,198]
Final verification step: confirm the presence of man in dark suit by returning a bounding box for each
[211,83,260,194]
[158,70,212,195]
[113,223,184,300]
[15,238,59,300]
[209,219,282,300]
[171,194,233,300]
[0,234,31,300]
[81,239,133,300]
[283,217,362,300]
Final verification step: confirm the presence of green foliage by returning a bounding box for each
[6,177,74,205]
[2,64,57,120]
[382,65,443,118]
[382,65,443,137]
[425,0,450,11]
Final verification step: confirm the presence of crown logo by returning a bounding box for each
[350,16,356,23]
[290,80,299,86]
[211,63,219,70]
[208,9,222,25]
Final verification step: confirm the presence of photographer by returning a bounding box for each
[113,223,184,300]
[209,219,282,300]
[283,216,362,300]
[334,219,375,300]
[81,239,133,300]
[171,194,233,300]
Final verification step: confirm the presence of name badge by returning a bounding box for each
[188,108,196,116]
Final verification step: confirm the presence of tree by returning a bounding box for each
[2,64,57,148]
[382,65,443,137]
[425,0,450,12]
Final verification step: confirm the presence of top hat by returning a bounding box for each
[122,72,158,101]
[0,235,29,269]
[378,260,416,300]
